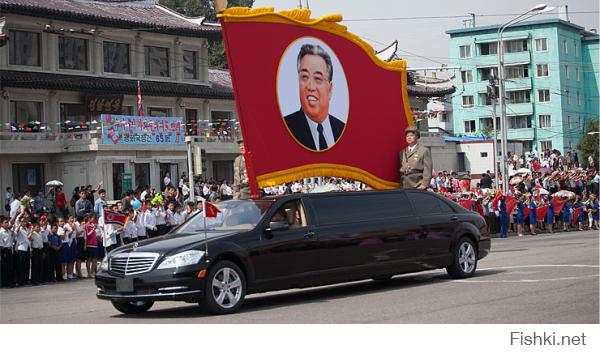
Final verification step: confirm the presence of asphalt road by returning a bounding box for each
[1,230,598,324]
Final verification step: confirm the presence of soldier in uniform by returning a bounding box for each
[399,127,433,190]
[233,139,251,200]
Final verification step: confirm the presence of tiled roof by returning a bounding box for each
[0,0,222,38]
[0,70,235,99]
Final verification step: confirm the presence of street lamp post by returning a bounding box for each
[497,4,553,191]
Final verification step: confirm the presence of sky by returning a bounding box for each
[252,0,599,69]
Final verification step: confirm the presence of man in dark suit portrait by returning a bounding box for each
[284,44,345,151]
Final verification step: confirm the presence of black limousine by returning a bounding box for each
[96,189,490,315]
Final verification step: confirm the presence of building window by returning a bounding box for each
[574,41,578,57]
[147,107,171,117]
[59,37,88,71]
[564,65,569,79]
[479,67,498,81]
[566,90,571,105]
[479,42,497,55]
[505,65,528,79]
[579,116,584,129]
[103,41,130,74]
[506,90,530,104]
[479,117,499,130]
[121,106,134,115]
[439,113,448,122]
[480,152,488,158]
[145,46,170,77]
[479,93,493,106]
[459,45,471,58]
[464,120,476,133]
[536,64,549,77]
[183,50,198,80]
[461,95,474,107]
[540,140,552,151]
[535,38,547,51]
[59,103,89,131]
[10,101,43,132]
[563,39,568,54]
[577,91,581,106]
[9,30,41,66]
[538,89,550,102]
[539,114,551,128]
[461,70,473,83]
[504,39,527,53]
[576,67,580,81]
[185,108,198,136]
[567,115,572,129]
[508,115,532,129]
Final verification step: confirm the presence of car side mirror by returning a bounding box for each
[267,221,289,232]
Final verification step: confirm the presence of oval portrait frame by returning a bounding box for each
[276,36,350,153]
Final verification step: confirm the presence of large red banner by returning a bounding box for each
[219,8,412,194]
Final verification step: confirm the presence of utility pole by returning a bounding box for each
[184,136,195,201]
[469,13,476,28]
[488,77,499,188]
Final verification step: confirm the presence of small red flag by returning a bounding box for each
[536,205,549,220]
[524,207,531,220]
[203,200,221,218]
[552,197,566,216]
[459,199,473,211]
[572,207,583,224]
[505,196,518,215]
[492,190,503,210]
[103,210,128,226]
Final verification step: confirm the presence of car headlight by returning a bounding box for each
[99,256,109,271]
[157,250,205,270]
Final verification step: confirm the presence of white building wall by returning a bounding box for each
[457,141,495,175]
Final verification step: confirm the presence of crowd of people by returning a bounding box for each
[0,179,218,288]
[427,149,600,237]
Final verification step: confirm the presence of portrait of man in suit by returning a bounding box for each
[283,43,346,151]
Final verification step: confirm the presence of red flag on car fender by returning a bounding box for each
[218,8,413,194]
[202,200,221,218]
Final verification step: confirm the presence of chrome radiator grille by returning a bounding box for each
[109,252,159,276]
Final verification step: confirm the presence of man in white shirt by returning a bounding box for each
[9,195,21,218]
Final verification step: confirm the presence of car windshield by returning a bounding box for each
[174,200,274,233]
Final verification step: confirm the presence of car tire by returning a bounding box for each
[446,237,478,279]
[111,300,154,314]
[200,260,246,315]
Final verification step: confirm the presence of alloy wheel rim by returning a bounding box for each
[458,242,476,273]
[211,267,242,309]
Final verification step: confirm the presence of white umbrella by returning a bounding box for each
[534,188,549,195]
[517,168,531,174]
[553,190,575,198]
[45,180,63,187]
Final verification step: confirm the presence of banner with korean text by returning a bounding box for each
[100,114,185,145]
[219,7,413,196]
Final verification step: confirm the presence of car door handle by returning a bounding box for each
[450,216,458,221]
[304,231,315,238]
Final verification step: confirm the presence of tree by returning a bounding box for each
[159,0,255,69]
[577,120,599,168]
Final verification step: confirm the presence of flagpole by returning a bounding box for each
[202,199,208,259]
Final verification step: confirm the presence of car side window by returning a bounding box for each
[270,201,307,229]
[438,199,456,213]
[407,192,443,215]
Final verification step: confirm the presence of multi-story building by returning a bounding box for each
[447,18,599,155]
[0,0,240,202]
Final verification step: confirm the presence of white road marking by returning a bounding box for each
[457,264,600,283]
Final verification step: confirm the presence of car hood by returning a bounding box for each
[110,231,238,255]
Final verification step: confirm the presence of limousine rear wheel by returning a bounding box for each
[111,300,154,315]
[201,261,246,315]
[446,237,477,279]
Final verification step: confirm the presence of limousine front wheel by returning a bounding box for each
[446,237,477,279]
[201,261,246,315]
